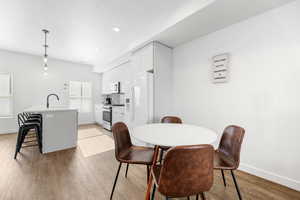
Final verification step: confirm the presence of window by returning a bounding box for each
[69,81,92,113]
[0,73,13,117]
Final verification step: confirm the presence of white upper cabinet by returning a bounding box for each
[132,43,154,73]
[102,78,111,94]
[102,41,173,126]
[102,60,132,94]
[141,43,154,72]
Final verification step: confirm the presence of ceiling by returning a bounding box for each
[101,0,295,72]
[0,0,295,72]
[0,0,212,68]
[153,0,296,47]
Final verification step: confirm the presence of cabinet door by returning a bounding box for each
[94,105,103,125]
[112,107,125,125]
[102,75,111,94]
[132,43,154,73]
[131,51,141,74]
[141,43,154,71]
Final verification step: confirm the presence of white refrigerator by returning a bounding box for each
[126,72,154,129]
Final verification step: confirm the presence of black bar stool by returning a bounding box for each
[22,112,43,149]
[23,112,42,120]
[14,113,43,159]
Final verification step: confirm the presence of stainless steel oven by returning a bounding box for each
[102,106,112,131]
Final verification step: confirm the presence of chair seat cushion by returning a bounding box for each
[214,150,237,170]
[118,146,154,165]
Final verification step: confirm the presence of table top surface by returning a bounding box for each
[131,123,217,147]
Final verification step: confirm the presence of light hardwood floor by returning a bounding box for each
[0,124,299,200]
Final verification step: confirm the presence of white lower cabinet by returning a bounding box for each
[112,106,125,126]
[94,104,103,125]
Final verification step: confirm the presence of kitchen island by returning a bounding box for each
[24,106,78,153]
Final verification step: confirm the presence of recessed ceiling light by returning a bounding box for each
[113,27,120,32]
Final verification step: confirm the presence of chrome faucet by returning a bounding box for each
[47,94,59,108]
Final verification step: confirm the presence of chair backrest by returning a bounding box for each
[17,113,26,127]
[218,125,245,168]
[23,112,29,118]
[157,144,214,197]
[111,122,133,161]
[161,116,182,124]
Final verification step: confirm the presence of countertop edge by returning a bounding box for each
[24,107,78,113]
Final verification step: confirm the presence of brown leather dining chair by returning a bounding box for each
[161,116,182,124]
[110,122,154,200]
[214,125,245,200]
[151,144,214,200]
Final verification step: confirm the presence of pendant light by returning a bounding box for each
[42,29,50,75]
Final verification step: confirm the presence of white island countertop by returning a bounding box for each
[24,105,78,153]
[25,105,78,113]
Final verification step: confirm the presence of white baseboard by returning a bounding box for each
[239,163,300,192]
[78,121,97,126]
[0,129,17,134]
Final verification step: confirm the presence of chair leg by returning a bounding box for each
[125,163,129,178]
[201,193,206,200]
[151,184,156,200]
[19,130,27,152]
[18,128,29,153]
[221,169,227,187]
[110,162,122,200]
[147,165,150,183]
[187,196,190,200]
[230,170,242,200]
[196,195,199,200]
[14,148,18,159]
[159,149,164,164]
[36,127,42,154]
[165,197,169,200]
[14,128,23,159]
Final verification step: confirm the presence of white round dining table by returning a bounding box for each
[131,123,218,147]
[131,123,218,200]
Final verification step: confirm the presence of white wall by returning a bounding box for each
[0,50,102,134]
[172,1,300,191]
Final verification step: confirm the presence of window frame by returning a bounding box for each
[69,81,92,113]
[0,73,13,118]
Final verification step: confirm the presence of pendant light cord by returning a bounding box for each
[42,29,49,58]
